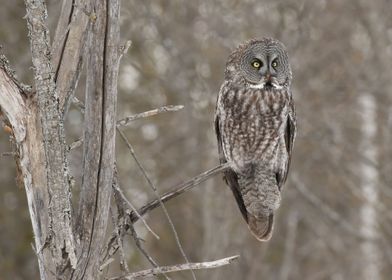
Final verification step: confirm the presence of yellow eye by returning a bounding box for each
[272,59,278,68]
[252,60,261,68]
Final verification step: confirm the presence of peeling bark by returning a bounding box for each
[0,55,55,280]
[24,0,77,276]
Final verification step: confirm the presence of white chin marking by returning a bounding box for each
[272,83,283,89]
[249,83,265,89]
[249,83,283,90]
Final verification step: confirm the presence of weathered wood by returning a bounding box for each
[108,255,240,280]
[24,0,77,277]
[0,55,56,279]
[73,0,120,278]
[52,0,92,116]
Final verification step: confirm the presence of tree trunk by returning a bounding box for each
[73,0,120,278]
[1,0,120,278]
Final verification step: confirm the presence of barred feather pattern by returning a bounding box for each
[215,80,295,241]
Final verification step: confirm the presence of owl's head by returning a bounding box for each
[225,38,292,90]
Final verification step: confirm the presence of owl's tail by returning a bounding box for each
[224,168,277,241]
[247,213,274,241]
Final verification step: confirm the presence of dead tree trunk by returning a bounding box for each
[0,0,119,278]
[0,1,238,279]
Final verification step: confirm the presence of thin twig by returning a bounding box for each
[68,137,83,151]
[118,40,132,62]
[130,163,230,223]
[113,165,169,279]
[292,175,377,241]
[110,205,130,275]
[118,128,197,280]
[117,105,184,127]
[107,255,240,280]
[72,96,85,113]
[68,104,184,151]
[112,180,160,240]
[101,170,159,265]
[128,225,171,280]
[1,152,16,157]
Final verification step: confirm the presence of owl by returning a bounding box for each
[214,38,296,241]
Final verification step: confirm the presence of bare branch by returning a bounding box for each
[107,203,130,275]
[292,175,377,241]
[68,137,83,151]
[102,163,229,276]
[108,255,240,280]
[118,40,132,61]
[130,163,230,223]
[117,105,184,127]
[128,225,171,280]
[72,96,86,112]
[117,128,196,280]
[105,176,170,280]
[68,105,184,150]
[112,179,160,239]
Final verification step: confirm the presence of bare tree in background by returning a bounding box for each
[1,1,392,279]
[358,94,381,280]
[0,0,237,279]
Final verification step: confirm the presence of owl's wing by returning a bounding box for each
[214,113,249,222]
[277,99,297,188]
[214,113,226,165]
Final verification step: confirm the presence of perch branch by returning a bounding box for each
[108,255,240,280]
[130,162,230,223]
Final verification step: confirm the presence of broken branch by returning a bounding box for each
[108,255,240,280]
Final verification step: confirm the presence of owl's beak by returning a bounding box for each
[265,72,272,81]
[264,73,274,88]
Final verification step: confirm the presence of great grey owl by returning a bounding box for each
[214,38,296,241]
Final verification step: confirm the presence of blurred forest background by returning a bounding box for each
[1,0,392,279]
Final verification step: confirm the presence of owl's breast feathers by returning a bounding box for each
[217,83,291,172]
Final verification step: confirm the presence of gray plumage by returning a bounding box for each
[215,38,296,241]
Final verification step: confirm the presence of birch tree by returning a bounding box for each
[358,94,381,280]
